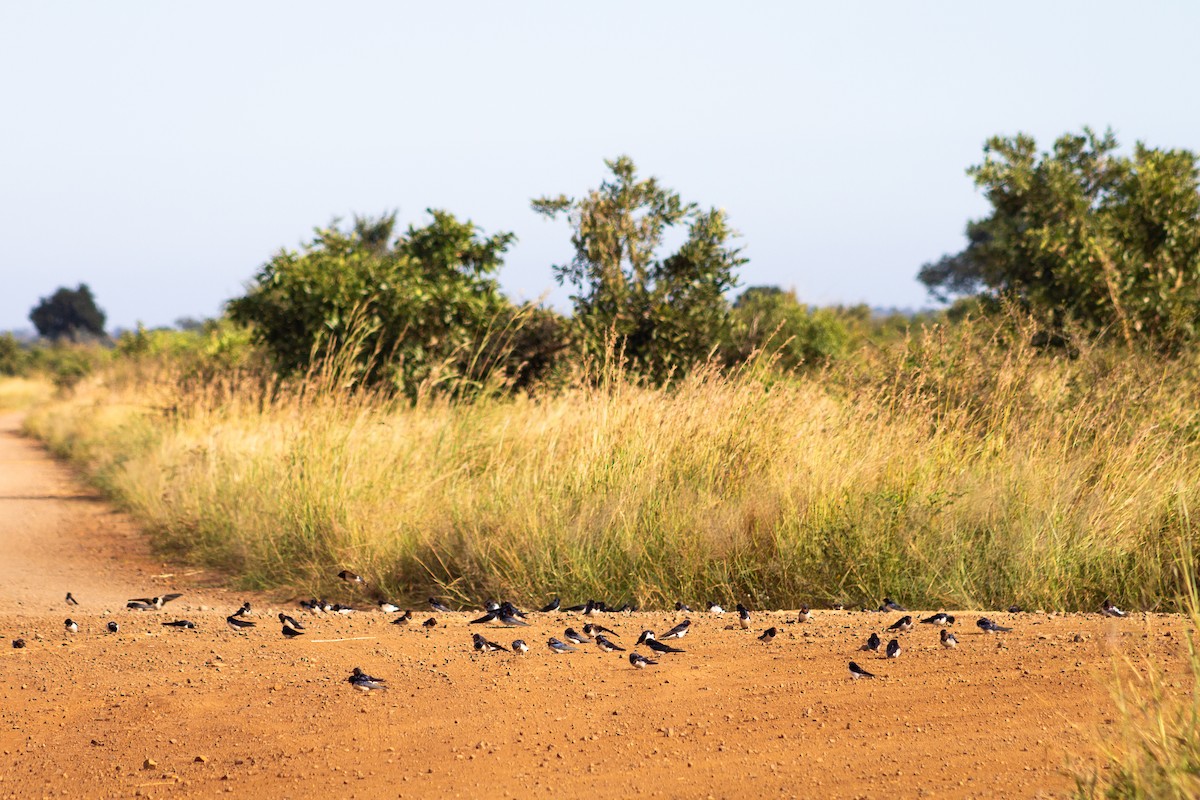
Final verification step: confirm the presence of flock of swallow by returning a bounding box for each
[21,573,1132,689]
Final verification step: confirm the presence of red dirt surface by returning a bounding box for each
[0,412,1186,798]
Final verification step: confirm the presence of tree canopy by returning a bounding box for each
[533,156,745,381]
[919,128,1200,348]
[29,284,107,341]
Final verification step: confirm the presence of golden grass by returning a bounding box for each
[22,318,1200,609]
[0,377,53,411]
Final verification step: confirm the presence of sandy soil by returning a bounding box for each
[0,411,1186,799]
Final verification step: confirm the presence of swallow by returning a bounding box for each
[583,600,600,616]
[920,612,952,626]
[886,639,901,658]
[106,621,119,633]
[887,615,913,633]
[582,622,616,637]
[298,598,323,613]
[879,598,906,612]
[629,652,657,669]
[512,639,529,654]
[348,667,386,691]
[422,617,438,628]
[737,603,751,630]
[469,609,498,624]
[848,661,875,679]
[233,602,251,617]
[660,620,690,640]
[429,598,452,613]
[1101,600,1127,618]
[795,607,812,623]
[540,598,561,613]
[708,602,725,615]
[615,603,636,613]
[976,617,1012,633]
[331,604,355,614]
[564,627,591,644]
[162,620,196,629]
[940,629,958,649]
[277,613,304,630]
[758,627,777,643]
[338,570,365,585]
[226,615,256,631]
[65,592,79,606]
[281,624,304,638]
[391,610,413,625]
[12,638,26,648]
[547,637,578,654]
[126,593,183,610]
[675,602,692,613]
[1008,605,1022,614]
[595,635,626,652]
[637,632,684,654]
[562,602,588,613]
[64,619,78,633]
[860,632,882,652]
[379,601,401,614]
[472,633,508,652]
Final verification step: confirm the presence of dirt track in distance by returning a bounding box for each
[0,411,1185,798]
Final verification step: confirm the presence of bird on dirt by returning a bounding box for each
[512,639,529,654]
[582,622,617,638]
[278,613,304,630]
[378,601,401,614]
[629,652,657,669]
[940,629,958,649]
[162,620,196,629]
[675,602,692,613]
[795,607,812,623]
[106,621,119,633]
[976,617,1012,633]
[886,639,901,658]
[737,603,751,630]
[637,630,685,654]
[547,637,578,654]
[564,627,591,644]
[233,602,251,617]
[595,635,625,653]
[226,615,256,632]
[848,661,875,679]
[887,615,913,633]
[472,633,507,652]
[540,598,561,613]
[64,619,78,633]
[1007,605,1023,614]
[471,602,528,627]
[281,623,304,638]
[879,598,906,612]
[428,598,452,613]
[708,602,725,615]
[348,667,386,691]
[860,632,882,652]
[65,592,79,606]
[422,617,438,629]
[127,593,182,610]
[390,610,412,625]
[660,620,690,640]
[920,612,953,626]
[1101,600,1127,618]
[758,627,778,643]
[338,570,364,585]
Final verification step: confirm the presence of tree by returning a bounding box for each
[919,128,1200,349]
[29,284,107,341]
[533,156,745,381]
[228,211,523,394]
[723,286,849,371]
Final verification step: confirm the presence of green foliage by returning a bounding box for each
[29,284,107,341]
[227,211,521,395]
[114,319,259,382]
[0,334,29,376]
[920,128,1200,349]
[533,156,745,381]
[724,286,850,370]
[26,343,109,389]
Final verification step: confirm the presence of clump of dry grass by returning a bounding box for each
[22,316,1200,609]
[0,377,53,410]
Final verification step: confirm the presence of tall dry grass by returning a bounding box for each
[21,316,1200,609]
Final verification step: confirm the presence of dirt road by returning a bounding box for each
[0,411,1183,798]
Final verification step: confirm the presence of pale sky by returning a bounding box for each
[2,2,1197,331]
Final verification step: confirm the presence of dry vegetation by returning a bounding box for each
[21,315,1200,613]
